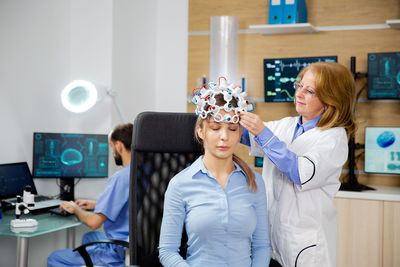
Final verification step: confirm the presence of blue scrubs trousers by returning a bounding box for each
[47,231,125,267]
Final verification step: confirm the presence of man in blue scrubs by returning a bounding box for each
[47,123,133,267]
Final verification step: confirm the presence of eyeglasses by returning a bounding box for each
[293,82,317,98]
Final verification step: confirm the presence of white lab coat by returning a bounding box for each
[249,116,348,267]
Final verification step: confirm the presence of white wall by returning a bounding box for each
[0,0,188,266]
[112,0,189,120]
[155,0,189,111]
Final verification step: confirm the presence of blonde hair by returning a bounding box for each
[194,94,257,192]
[297,62,357,135]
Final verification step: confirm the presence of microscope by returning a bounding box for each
[10,185,38,228]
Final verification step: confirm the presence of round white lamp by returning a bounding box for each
[61,80,98,113]
[61,80,127,122]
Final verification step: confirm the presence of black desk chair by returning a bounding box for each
[129,111,202,266]
[73,112,201,267]
[73,240,129,267]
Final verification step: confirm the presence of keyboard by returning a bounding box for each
[3,194,54,204]
[49,207,73,216]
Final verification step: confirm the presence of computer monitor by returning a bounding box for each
[264,56,338,102]
[367,52,400,99]
[0,162,38,200]
[32,132,109,200]
[364,127,400,175]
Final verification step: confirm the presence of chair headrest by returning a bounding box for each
[132,111,203,153]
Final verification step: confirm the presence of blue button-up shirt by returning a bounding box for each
[159,156,270,267]
[241,115,322,185]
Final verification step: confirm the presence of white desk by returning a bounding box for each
[336,185,400,201]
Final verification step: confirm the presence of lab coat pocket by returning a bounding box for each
[294,244,317,267]
[279,224,317,267]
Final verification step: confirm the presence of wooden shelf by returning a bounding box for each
[249,23,316,34]
[386,19,400,29]
[249,20,400,35]
[190,20,400,36]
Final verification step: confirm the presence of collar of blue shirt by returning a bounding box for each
[188,156,245,179]
[298,114,322,131]
[293,115,322,142]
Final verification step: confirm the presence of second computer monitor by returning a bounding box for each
[32,132,109,178]
[367,51,400,100]
[264,56,337,102]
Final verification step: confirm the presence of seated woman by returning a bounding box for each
[158,77,271,267]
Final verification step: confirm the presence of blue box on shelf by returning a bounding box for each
[268,0,308,24]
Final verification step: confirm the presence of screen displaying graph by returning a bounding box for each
[264,56,337,102]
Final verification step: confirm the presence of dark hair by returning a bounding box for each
[110,123,133,150]
[194,94,257,192]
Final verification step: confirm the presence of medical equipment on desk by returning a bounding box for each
[10,185,38,228]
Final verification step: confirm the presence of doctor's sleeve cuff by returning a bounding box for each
[255,127,274,147]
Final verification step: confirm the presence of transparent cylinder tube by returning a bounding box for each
[209,16,239,85]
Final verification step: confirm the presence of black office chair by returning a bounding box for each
[73,111,201,267]
[129,111,202,266]
[73,239,129,267]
